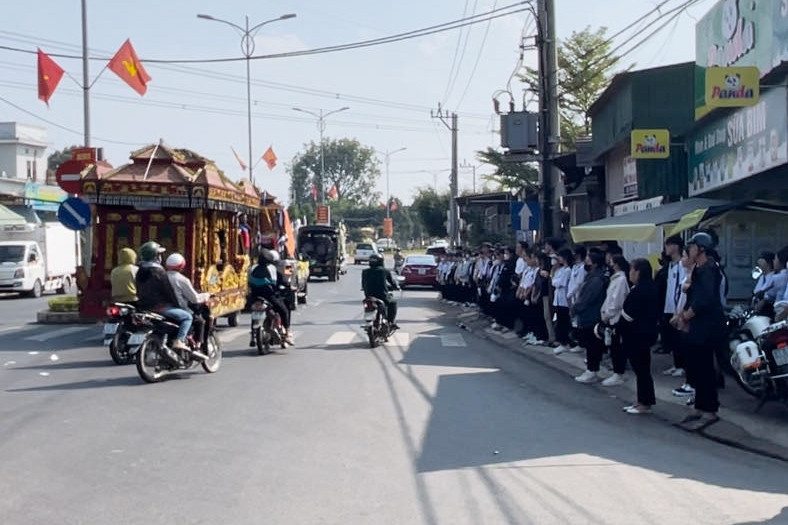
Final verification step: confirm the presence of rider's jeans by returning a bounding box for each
[162,307,193,342]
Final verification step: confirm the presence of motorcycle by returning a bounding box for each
[394,255,405,274]
[250,295,289,355]
[362,296,395,348]
[103,303,146,365]
[135,304,222,383]
[731,317,788,409]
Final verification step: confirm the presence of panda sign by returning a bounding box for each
[630,129,670,160]
[705,66,760,108]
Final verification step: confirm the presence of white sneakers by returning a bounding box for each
[602,373,626,387]
[553,344,569,355]
[569,345,585,353]
[575,370,599,383]
[662,366,685,377]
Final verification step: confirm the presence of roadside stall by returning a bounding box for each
[77,143,267,323]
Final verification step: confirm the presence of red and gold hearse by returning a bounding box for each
[74,142,285,324]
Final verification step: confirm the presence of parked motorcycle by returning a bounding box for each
[731,318,788,409]
[250,296,289,355]
[135,304,222,383]
[103,303,146,365]
[362,296,395,348]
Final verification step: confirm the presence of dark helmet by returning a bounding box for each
[369,253,384,267]
[687,232,715,251]
[139,241,165,262]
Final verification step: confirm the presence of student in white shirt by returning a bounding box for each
[753,251,776,299]
[659,236,687,378]
[552,249,573,355]
[600,255,631,387]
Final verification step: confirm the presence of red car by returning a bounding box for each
[400,255,438,289]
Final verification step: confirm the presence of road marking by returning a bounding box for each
[3,360,16,366]
[326,331,358,346]
[440,333,466,347]
[0,325,22,334]
[390,331,410,348]
[25,326,89,342]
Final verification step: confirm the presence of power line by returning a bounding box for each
[456,0,501,110]
[443,0,471,104]
[445,0,480,105]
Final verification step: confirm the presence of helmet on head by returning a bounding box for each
[687,232,715,251]
[139,241,166,262]
[259,248,280,264]
[165,252,186,270]
[369,253,383,266]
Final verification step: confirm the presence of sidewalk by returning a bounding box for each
[442,302,788,461]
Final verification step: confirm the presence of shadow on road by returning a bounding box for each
[6,376,141,391]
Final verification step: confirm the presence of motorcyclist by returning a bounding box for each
[165,253,211,357]
[393,248,405,273]
[135,241,192,352]
[248,248,293,345]
[362,252,400,329]
[110,247,138,305]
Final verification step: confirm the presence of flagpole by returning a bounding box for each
[81,0,90,146]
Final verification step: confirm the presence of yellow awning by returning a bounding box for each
[571,223,657,243]
[668,208,708,237]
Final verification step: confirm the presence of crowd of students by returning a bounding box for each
[436,232,731,425]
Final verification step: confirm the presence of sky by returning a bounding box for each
[0,0,719,205]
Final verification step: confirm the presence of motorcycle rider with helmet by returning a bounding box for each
[362,252,400,329]
[135,241,193,353]
[248,248,293,345]
[393,248,405,273]
[164,252,212,357]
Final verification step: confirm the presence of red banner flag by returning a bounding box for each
[327,184,338,200]
[262,146,277,170]
[390,201,399,212]
[108,39,151,96]
[309,184,318,202]
[37,49,64,106]
[230,146,247,171]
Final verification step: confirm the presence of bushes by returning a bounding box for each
[48,296,79,312]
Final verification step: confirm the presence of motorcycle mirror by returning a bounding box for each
[752,266,763,280]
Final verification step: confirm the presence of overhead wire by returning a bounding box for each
[443,0,471,104]
[456,0,501,110]
[444,0,479,105]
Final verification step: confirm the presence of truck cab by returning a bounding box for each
[297,225,346,282]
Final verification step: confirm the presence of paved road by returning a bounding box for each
[1,266,787,524]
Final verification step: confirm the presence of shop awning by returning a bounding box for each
[570,198,734,243]
[0,204,26,226]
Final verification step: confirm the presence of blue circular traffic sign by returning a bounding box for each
[57,196,92,231]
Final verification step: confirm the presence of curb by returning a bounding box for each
[446,304,788,462]
[36,310,98,325]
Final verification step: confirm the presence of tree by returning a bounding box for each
[411,188,450,239]
[476,147,539,194]
[47,145,79,171]
[520,26,624,150]
[289,138,380,208]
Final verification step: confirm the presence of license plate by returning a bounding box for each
[103,323,119,335]
[313,268,321,273]
[774,347,788,366]
[251,311,266,321]
[364,311,375,321]
[127,333,146,346]
[418,269,426,275]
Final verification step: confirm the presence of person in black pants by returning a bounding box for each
[572,249,608,383]
[618,258,660,414]
[675,232,725,428]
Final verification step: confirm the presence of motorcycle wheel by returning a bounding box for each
[136,336,167,383]
[201,334,223,373]
[255,326,268,355]
[729,357,764,398]
[367,329,378,348]
[109,331,133,365]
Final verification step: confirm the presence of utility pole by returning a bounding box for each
[383,147,407,219]
[460,159,477,193]
[431,106,459,248]
[536,0,562,239]
[81,0,90,146]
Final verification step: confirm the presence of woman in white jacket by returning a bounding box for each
[601,254,630,387]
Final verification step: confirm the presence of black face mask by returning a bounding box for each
[584,264,592,272]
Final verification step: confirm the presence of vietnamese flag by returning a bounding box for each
[37,48,64,106]
[327,184,338,200]
[230,146,247,171]
[108,39,151,96]
[262,146,277,170]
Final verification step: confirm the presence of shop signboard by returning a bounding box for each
[705,65,760,108]
[688,87,787,196]
[24,182,67,212]
[695,0,788,119]
[630,129,670,159]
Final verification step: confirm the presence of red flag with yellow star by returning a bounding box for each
[108,39,151,96]
[37,48,64,106]
[262,146,277,171]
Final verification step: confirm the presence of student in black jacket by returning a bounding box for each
[619,258,660,414]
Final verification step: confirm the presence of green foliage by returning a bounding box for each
[48,296,79,312]
[520,26,624,150]
[476,147,539,194]
[411,188,450,238]
[47,145,79,171]
[289,138,381,208]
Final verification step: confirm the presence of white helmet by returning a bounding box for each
[165,252,186,270]
[260,248,279,263]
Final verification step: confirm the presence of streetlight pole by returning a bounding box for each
[383,147,407,219]
[292,106,349,204]
[198,12,296,183]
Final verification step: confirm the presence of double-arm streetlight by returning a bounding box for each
[382,147,407,218]
[292,106,349,204]
[198,12,296,183]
